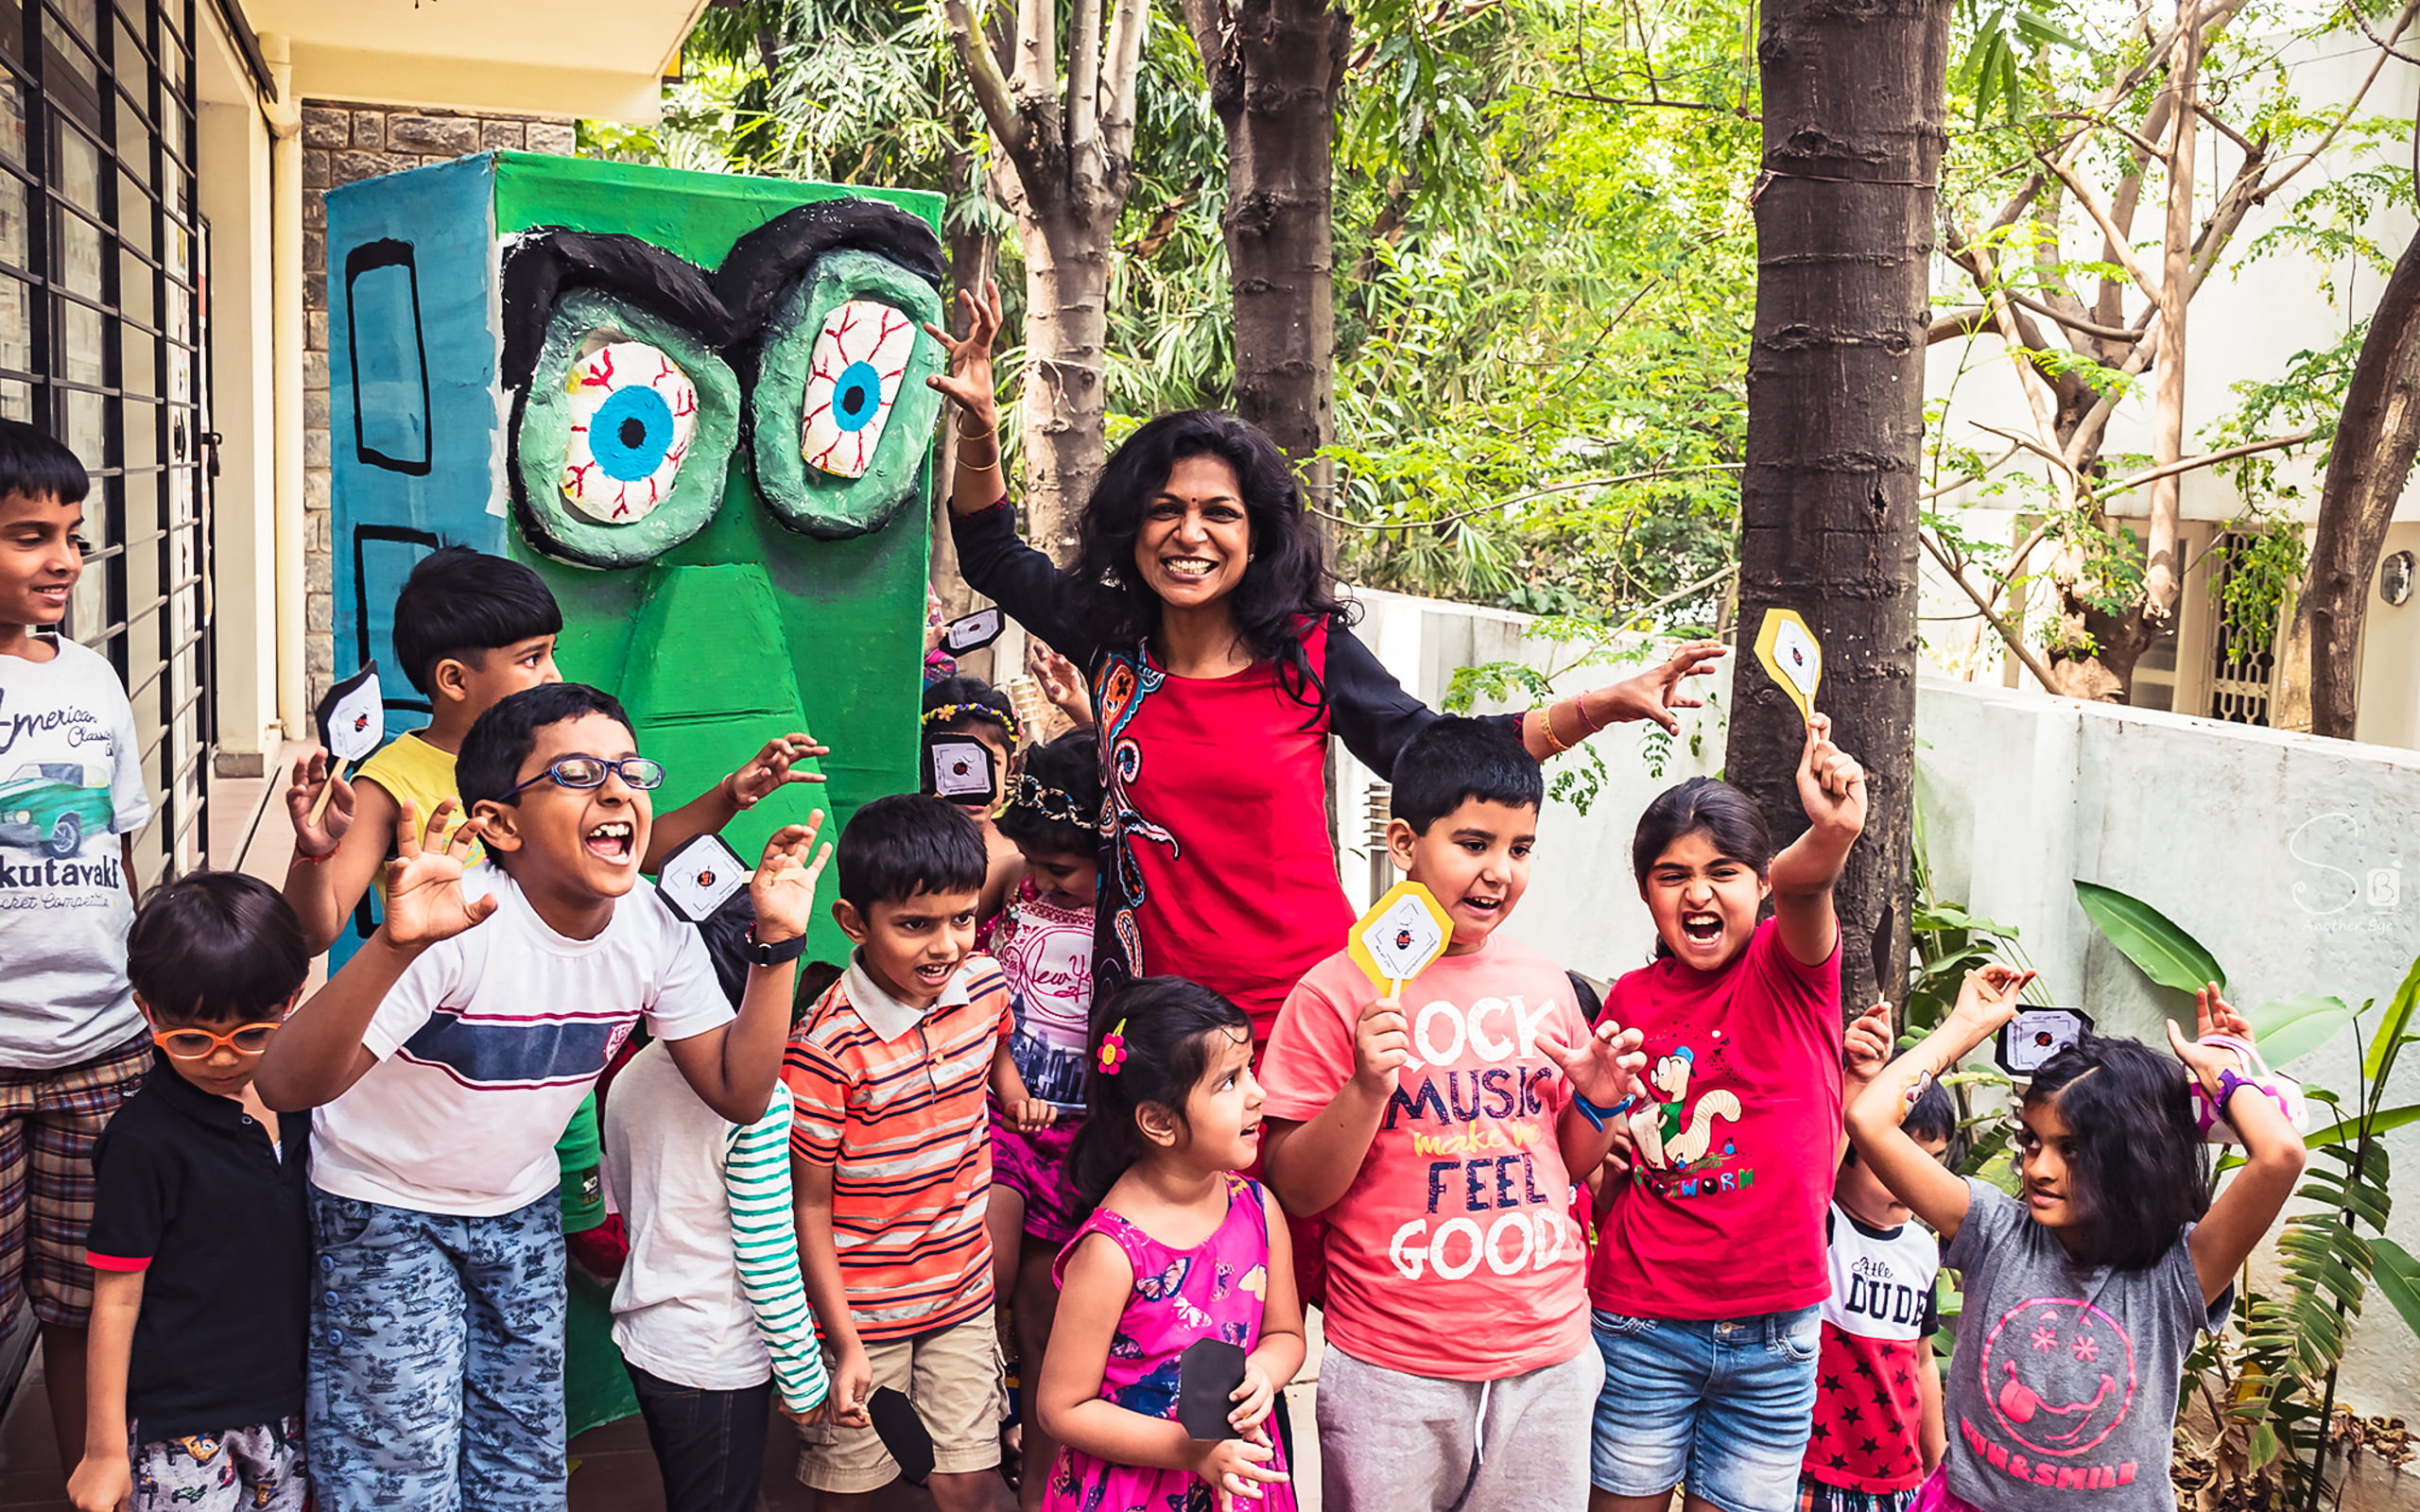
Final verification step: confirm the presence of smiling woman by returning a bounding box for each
[926,284,1726,1043]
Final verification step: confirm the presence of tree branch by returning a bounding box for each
[1928,306,1992,344]
[942,0,1029,159]
[1068,0,1102,156]
[1920,529,2061,691]
[2035,150,2165,303]
[1099,0,1150,170]
[2251,0,2420,204]
[2084,430,2318,506]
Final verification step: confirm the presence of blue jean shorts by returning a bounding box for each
[1590,1303,1823,1512]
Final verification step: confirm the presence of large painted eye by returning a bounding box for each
[561,341,700,524]
[511,290,738,569]
[801,301,915,478]
[752,249,944,540]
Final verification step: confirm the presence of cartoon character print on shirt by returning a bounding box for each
[1624,1042,1744,1178]
[1977,1297,2137,1458]
[1377,988,1582,1283]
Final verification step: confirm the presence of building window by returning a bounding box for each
[0,0,210,883]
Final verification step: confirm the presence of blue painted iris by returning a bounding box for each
[589,385,677,481]
[831,360,883,432]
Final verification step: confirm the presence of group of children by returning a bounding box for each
[0,410,2310,1512]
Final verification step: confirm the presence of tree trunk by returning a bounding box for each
[1726,0,1950,1012]
[2274,216,2420,738]
[1188,0,1349,493]
[1015,204,1114,563]
[932,149,998,620]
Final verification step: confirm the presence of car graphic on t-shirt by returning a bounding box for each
[0,761,112,858]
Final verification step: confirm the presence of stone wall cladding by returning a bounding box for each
[299,100,579,706]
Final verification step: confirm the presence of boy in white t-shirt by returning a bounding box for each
[0,420,156,1475]
[254,682,828,1512]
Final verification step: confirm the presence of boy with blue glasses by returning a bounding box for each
[255,682,831,1512]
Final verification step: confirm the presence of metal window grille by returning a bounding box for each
[0,0,212,885]
[2207,530,2276,728]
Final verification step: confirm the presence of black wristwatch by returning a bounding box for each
[744,931,809,967]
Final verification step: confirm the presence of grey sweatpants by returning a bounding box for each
[1314,1339,1604,1512]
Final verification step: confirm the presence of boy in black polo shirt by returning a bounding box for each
[67,872,312,1512]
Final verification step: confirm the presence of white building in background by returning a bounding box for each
[1918,30,2420,747]
[14,0,700,889]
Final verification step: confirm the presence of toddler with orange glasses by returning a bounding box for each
[68,871,313,1512]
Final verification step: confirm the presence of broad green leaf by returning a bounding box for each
[2302,1104,2420,1152]
[2072,881,2225,993]
[2371,1240,2420,1344]
[2250,994,2354,1064]
[2365,953,2420,1082]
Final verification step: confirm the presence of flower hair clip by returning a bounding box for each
[1098,1019,1130,1076]
[1006,773,1100,833]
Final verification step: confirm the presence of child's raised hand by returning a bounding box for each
[1190,1432,1287,1511]
[1795,713,1868,836]
[1540,1019,1648,1109]
[1227,1359,1278,1434]
[924,280,1004,423]
[750,813,832,944]
[722,732,828,811]
[1351,995,1410,1094]
[285,747,354,858]
[1948,964,2033,1033]
[1843,1001,1893,1082]
[2168,982,2252,1095]
[380,799,496,950]
[1030,643,1094,726]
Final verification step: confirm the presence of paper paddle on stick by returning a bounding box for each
[1753,609,1823,725]
[308,662,384,826]
[1349,881,1454,999]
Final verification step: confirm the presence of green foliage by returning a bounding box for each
[2072,879,2225,993]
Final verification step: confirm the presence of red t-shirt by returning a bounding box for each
[1105,623,1352,1040]
[1260,938,1591,1380]
[1588,917,1841,1319]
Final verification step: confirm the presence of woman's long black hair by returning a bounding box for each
[2020,1035,2210,1270]
[1063,410,1353,701]
[1065,975,1253,1211]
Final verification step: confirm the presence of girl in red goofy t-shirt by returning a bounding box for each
[1587,714,1866,1512]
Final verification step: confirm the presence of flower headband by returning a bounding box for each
[922,701,1020,748]
[1005,773,1099,833]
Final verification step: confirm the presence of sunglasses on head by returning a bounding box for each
[499,755,667,800]
[152,1022,281,1059]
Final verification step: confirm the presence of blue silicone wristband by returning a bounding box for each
[1571,1091,1636,1132]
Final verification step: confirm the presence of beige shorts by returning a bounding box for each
[794,1312,1007,1494]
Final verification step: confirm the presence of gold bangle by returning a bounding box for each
[954,418,998,442]
[1538,705,1572,756]
[957,454,1001,474]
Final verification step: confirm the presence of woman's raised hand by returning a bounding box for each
[1598,640,1727,734]
[925,280,1004,424]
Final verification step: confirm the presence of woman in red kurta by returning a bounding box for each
[929,284,1723,1037]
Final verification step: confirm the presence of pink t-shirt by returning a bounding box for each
[1588,917,1841,1319]
[1260,936,1591,1381]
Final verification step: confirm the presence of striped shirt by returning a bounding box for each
[725,1085,829,1413]
[784,954,1013,1341]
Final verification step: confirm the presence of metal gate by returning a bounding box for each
[0,0,212,884]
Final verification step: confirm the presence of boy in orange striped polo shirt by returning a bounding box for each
[786,795,1042,1508]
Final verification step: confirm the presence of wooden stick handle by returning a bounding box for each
[305,757,347,827]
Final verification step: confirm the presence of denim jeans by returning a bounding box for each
[1589,1303,1823,1512]
[625,1363,773,1512]
[304,1186,567,1512]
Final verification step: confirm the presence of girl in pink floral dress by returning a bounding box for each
[1035,979,1305,1512]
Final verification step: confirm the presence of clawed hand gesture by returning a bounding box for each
[925,280,1003,426]
[749,812,833,946]
[1599,641,1726,735]
[723,732,829,812]
[381,799,498,950]
[1540,1019,1649,1109]
[1949,963,2035,1036]
[285,747,354,858]
[1795,713,1867,836]
[2168,983,2254,1096]
[1030,643,1094,728]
